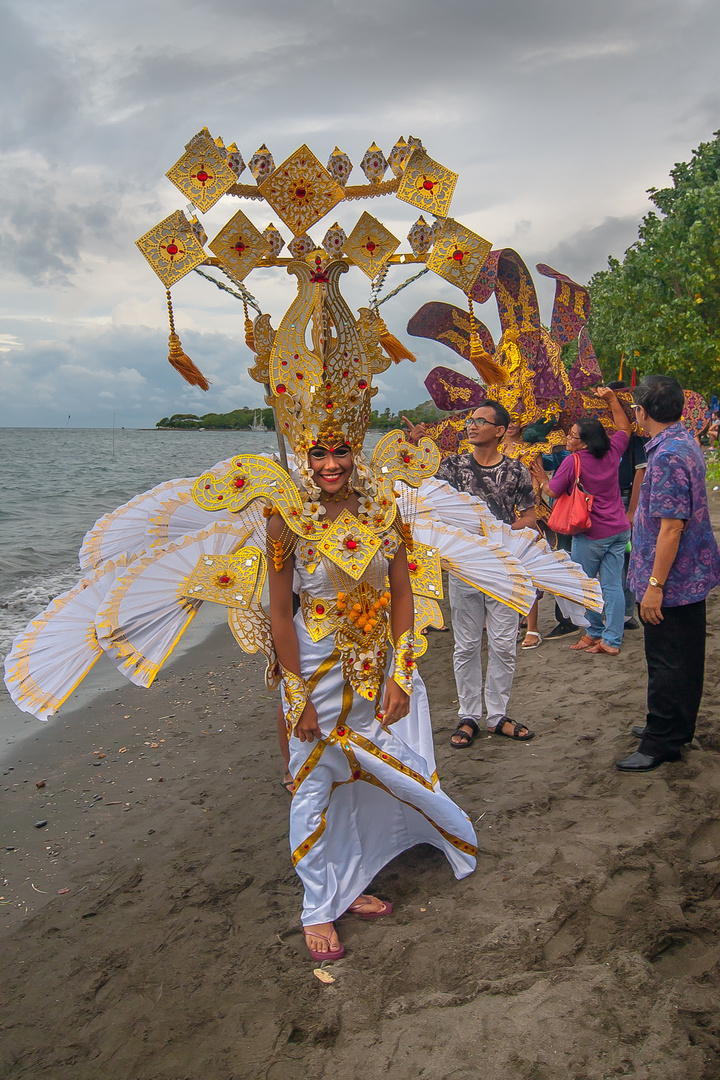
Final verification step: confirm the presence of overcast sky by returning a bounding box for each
[1,0,719,427]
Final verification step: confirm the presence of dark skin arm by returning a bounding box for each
[512,506,537,532]
[639,517,684,624]
[378,542,414,728]
[266,514,322,743]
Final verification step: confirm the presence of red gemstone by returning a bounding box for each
[217,495,224,501]
[277,384,286,393]
[234,477,245,488]
[219,575,230,583]
[353,770,361,780]
[453,249,464,262]
[403,455,411,463]
[295,186,306,198]
[346,539,357,550]
[204,484,210,490]
[316,604,325,615]
[409,562,417,572]
[166,243,178,256]
[307,549,313,556]
[366,241,376,252]
[423,179,434,190]
[234,241,246,254]
[296,372,303,379]
[325,401,333,410]
[197,170,209,183]
[337,727,346,737]
[358,380,367,390]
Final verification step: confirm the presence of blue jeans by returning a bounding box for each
[571,529,631,648]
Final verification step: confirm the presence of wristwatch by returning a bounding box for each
[648,576,665,589]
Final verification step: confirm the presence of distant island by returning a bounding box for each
[156,400,445,431]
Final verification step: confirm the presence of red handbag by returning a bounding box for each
[547,453,594,535]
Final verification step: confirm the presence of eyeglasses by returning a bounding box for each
[465,417,496,429]
[566,433,582,441]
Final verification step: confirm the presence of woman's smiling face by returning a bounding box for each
[308,444,354,493]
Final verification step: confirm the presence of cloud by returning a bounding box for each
[1,0,720,426]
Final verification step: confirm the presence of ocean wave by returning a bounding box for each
[0,566,83,660]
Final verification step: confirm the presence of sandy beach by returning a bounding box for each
[3,509,720,1078]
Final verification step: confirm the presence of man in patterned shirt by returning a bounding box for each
[408,400,537,747]
[618,375,720,772]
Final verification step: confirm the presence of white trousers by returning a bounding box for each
[448,575,519,729]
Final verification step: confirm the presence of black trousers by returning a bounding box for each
[638,599,706,759]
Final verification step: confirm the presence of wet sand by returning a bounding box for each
[3,523,720,1078]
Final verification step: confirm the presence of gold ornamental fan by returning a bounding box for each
[259,144,344,236]
[344,212,399,280]
[209,209,270,281]
[166,132,237,213]
[396,148,458,219]
[427,218,492,294]
[135,210,207,288]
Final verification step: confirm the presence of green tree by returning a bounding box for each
[587,131,720,395]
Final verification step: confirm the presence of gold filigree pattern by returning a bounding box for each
[281,666,309,733]
[178,549,264,610]
[191,454,308,535]
[427,218,492,294]
[166,133,237,213]
[344,212,399,280]
[135,210,207,288]
[391,627,416,695]
[406,541,443,600]
[268,259,377,456]
[396,148,458,219]
[316,511,381,580]
[209,208,269,282]
[259,145,344,236]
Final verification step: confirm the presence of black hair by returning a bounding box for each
[481,399,511,431]
[522,415,559,444]
[576,416,611,459]
[633,375,684,423]
[607,380,627,390]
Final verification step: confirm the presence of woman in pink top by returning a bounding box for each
[532,387,632,655]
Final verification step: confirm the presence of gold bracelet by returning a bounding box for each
[280,665,309,733]
[391,628,416,696]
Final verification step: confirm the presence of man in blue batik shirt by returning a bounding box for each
[617,375,720,772]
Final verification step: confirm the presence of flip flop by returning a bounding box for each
[569,635,599,651]
[346,895,393,919]
[303,928,345,962]
[281,775,295,795]
[450,718,479,748]
[493,718,535,741]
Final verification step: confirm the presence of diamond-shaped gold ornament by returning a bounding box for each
[166,133,237,213]
[317,511,381,580]
[178,550,264,610]
[344,212,399,280]
[259,145,344,237]
[406,542,444,600]
[396,148,458,219]
[135,210,207,288]
[427,218,492,294]
[209,209,269,282]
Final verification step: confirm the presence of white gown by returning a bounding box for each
[287,548,477,926]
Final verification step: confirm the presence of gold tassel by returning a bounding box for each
[376,315,417,364]
[166,290,210,391]
[467,295,509,385]
[243,297,256,353]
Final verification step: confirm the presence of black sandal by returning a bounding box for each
[450,718,479,749]
[493,717,535,741]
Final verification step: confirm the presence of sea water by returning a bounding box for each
[0,425,386,659]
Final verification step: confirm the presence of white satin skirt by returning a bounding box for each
[286,617,477,926]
